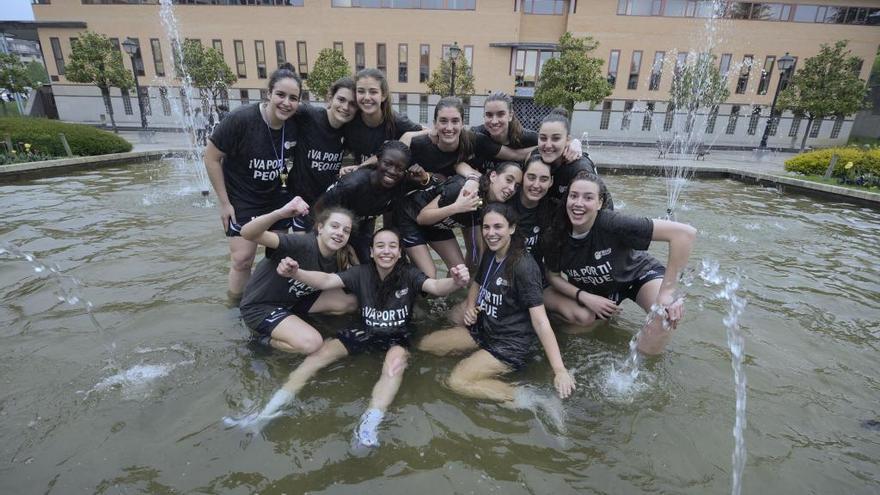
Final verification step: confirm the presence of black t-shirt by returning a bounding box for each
[240,232,339,310]
[343,113,422,165]
[409,131,502,178]
[209,103,297,216]
[544,209,661,297]
[397,175,480,230]
[472,251,545,354]
[512,191,552,259]
[469,124,538,172]
[288,104,346,206]
[338,263,428,335]
[320,168,409,222]
[548,155,596,202]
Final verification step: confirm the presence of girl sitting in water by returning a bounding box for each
[542,172,697,354]
[417,203,575,405]
[231,229,469,448]
[239,199,357,354]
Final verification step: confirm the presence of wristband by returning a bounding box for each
[575,289,584,306]
[420,173,432,186]
[465,174,480,182]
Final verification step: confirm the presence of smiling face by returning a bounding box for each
[487,165,522,203]
[329,87,357,124]
[316,212,353,252]
[267,77,301,122]
[356,76,385,117]
[522,160,553,203]
[370,230,402,271]
[481,211,515,255]
[435,106,463,147]
[483,100,512,142]
[374,148,408,189]
[538,121,571,164]
[566,179,603,233]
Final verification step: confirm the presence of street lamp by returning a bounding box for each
[759,52,795,149]
[447,41,461,97]
[121,37,148,129]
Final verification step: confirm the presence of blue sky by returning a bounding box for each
[3,0,35,21]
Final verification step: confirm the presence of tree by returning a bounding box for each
[534,32,612,116]
[173,39,236,112]
[66,31,133,133]
[0,52,34,115]
[668,52,730,142]
[308,48,352,101]
[426,51,474,97]
[26,61,49,87]
[778,40,869,151]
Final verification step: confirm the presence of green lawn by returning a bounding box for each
[785,173,880,193]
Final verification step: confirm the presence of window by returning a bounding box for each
[122,90,133,115]
[150,39,165,77]
[377,43,387,74]
[735,55,752,94]
[355,42,365,72]
[830,116,844,138]
[789,115,801,137]
[809,118,822,137]
[512,48,559,87]
[463,96,471,122]
[627,50,642,90]
[675,52,688,77]
[139,87,151,116]
[260,88,268,101]
[756,56,775,95]
[212,39,223,54]
[109,37,120,53]
[521,0,567,15]
[399,93,407,114]
[331,0,474,9]
[296,41,308,79]
[706,106,719,133]
[642,102,654,131]
[333,42,343,53]
[129,38,145,76]
[419,44,430,83]
[726,105,740,134]
[234,40,246,77]
[747,106,761,135]
[618,0,661,16]
[607,49,620,87]
[398,44,408,83]
[240,89,249,105]
[419,94,428,122]
[599,100,612,130]
[663,103,675,131]
[621,101,634,130]
[793,4,819,22]
[255,41,267,79]
[159,87,171,116]
[276,41,287,68]
[767,109,779,135]
[719,53,732,78]
[50,37,64,75]
[464,45,474,72]
[649,51,664,90]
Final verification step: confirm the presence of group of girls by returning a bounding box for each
[208,63,697,447]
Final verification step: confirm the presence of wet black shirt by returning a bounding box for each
[209,103,297,216]
[470,124,538,173]
[409,131,502,178]
[397,175,481,230]
[343,113,422,165]
[288,104,346,206]
[338,263,428,335]
[511,191,553,264]
[548,155,597,202]
[320,168,412,222]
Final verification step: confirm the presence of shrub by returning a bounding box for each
[0,117,131,159]
[784,147,865,176]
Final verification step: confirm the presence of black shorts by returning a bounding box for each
[225,215,290,237]
[467,322,527,371]
[395,212,457,248]
[290,214,315,233]
[605,265,666,307]
[240,292,321,334]
[337,327,411,356]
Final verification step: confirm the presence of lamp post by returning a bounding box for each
[447,41,461,97]
[121,37,148,129]
[759,52,795,149]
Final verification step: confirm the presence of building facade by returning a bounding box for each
[31,0,879,149]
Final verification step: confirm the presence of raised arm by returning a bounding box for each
[204,141,234,230]
[241,196,310,248]
[416,187,480,226]
[421,264,470,296]
[276,257,345,290]
[528,305,575,398]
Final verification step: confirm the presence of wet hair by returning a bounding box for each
[314,206,357,271]
[370,228,411,307]
[485,92,525,147]
[329,76,356,100]
[481,202,526,282]
[434,97,474,165]
[544,171,614,257]
[478,161,521,202]
[268,62,303,97]
[540,106,571,135]
[356,68,397,138]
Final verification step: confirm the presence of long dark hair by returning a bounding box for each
[478,161,520,202]
[434,97,474,164]
[356,68,397,138]
[485,92,525,147]
[314,206,357,271]
[544,171,613,257]
[269,62,303,96]
[481,202,526,282]
[371,227,411,307]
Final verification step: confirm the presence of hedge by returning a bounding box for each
[0,117,132,158]
[784,147,880,177]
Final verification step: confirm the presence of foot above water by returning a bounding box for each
[354,408,384,448]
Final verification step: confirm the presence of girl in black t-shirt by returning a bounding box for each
[536,108,598,202]
[229,229,469,448]
[516,154,555,259]
[239,199,358,354]
[396,161,523,278]
[205,63,302,301]
[542,171,697,355]
[417,203,575,405]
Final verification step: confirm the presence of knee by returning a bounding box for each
[230,250,256,272]
[446,369,469,394]
[572,310,597,327]
[277,330,323,355]
[383,347,409,377]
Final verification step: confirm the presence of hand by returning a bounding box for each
[579,292,620,319]
[449,264,470,287]
[657,290,684,330]
[563,139,583,162]
[453,187,482,214]
[339,165,359,177]
[407,164,430,185]
[278,196,309,218]
[553,369,576,399]
[461,175,480,196]
[463,305,480,326]
[276,257,300,278]
[220,202,236,232]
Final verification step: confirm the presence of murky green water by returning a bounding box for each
[1,161,878,494]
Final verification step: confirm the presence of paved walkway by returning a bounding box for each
[121,130,794,175]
